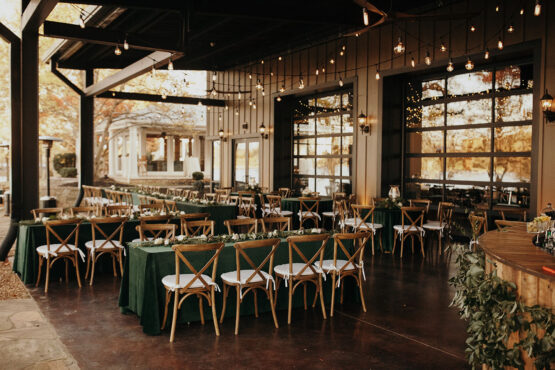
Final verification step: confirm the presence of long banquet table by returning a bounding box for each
[118,237,356,335]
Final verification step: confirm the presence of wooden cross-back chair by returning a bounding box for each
[180,189,190,199]
[138,195,154,205]
[139,203,165,215]
[494,219,527,230]
[215,189,229,202]
[138,223,176,242]
[161,242,225,342]
[104,204,133,217]
[473,207,489,233]
[133,215,172,242]
[84,216,127,285]
[164,200,177,213]
[182,220,215,237]
[260,217,290,232]
[423,202,455,256]
[204,193,218,202]
[189,190,200,200]
[323,232,371,317]
[278,187,291,198]
[31,208,63,220]
[409,199,432,214]
[82,185,95,206]
[103,189,116,204]
[179,213,210,235]
[116,191,133,206]
[322,193,346,229]
[69,206,98,218]
[219,238,281,335]
[224,218,258,235]
[237,195,256,219]
[263,195,293,218]
[298,197,320,228]
[498,207,527,222]
[468,214,486,250]
[227,195,239,205]
[343,204,383,255]
[35,219,83,293]
[274,234,330,324]
[88,186,106,207]
[392,206,426,258]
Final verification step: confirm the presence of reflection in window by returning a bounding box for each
[407,131,443,154]
[447,71,492,96]
[422,104,445,127]
[495,126,532,152]
[447,128,490,153]
[446,157,490,181]
[422,79,445,100]
[494,157,531,183]
[447,99,492,125]
[495,94,533,122]
[407,157,443,180]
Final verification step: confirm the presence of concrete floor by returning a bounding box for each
[26,248,469,369]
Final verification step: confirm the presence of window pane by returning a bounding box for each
[342,93,353,111]
[316,95,341,110]
[296,138,315,155]
[422,79,445,100]
[342,135,353,155]
[298,158,314,176]
[294,118,315,136]
[248,142,259,185]
[446,157,490,181]
[406,157,443,179]
[495,94,533,122]
[406,131,443,154]
[343,114,353,133]
[234,142,246,182]
[316,157,341,176]
[316,178,333,195]
[341,158,351,177]
[495,65,533,91]
[405,182,443,202]
[447,99,492,125]
[495,125,532,152]
[494,157,531,182]
[445,185,489,209]
[447,71,492,96]
[316,136,340,155]
[423,104,445,127]
[212,141,220,182]
[446,128,491,153]
[317,116,341,134]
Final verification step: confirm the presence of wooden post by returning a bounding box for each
[75,69,94,206]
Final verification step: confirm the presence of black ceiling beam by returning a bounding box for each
[97,91,225,107]
[22,0,58,32]
[50,61,84,96]
[59,0,183,10]
[43,21,183,54]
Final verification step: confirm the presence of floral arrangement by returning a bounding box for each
[527,215,552,233]
[375,197,404,209]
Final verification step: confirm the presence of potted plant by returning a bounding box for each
[192,171,205,196]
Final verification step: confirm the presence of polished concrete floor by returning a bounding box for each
[27,248,469,369]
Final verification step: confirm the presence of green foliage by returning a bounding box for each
[192,171,204,181]
[449,244,555,369]
[376,197,405,209]
[53,152,76,174]
[58,167,77,178]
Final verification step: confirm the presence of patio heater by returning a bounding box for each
[39,136,62,207]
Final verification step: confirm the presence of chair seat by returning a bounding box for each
[274,263,321,278]
[319,259,357,272]
[236,215,250,220]
[84,240,124,250]
[321,211,338,217]
[265,208,293,217]
[393,225,424,233]
[221,269,273,285]
[131,237,153,243]
[298,211,321,220]
[36,244,79,258]
[162,274,215,292]
[423,221,447,230]
[343,218,383,230]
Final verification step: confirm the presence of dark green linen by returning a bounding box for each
[373,208,401,252]
[118,237,356,335]
[280,197,333,229]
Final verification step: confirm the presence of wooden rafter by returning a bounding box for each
[97,91,225,107]
[22,0,58,32]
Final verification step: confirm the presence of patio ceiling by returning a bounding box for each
[50,0,453,71]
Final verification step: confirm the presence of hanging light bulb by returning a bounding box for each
[218,114,222,121]
[484,48,490,59]
[321,67,325,73]
[167,59,174,70]
[261,88,265,96]
[278,56,282,61]
[340,50,344,56]
[253,102,257,109]
[238,91,242,100]
[79,12,86,28]
[440,43,447,53]
[211,87,217,96]
[123,38,129,50]
[362,8,369,26]
[248,99,252,106]
[225,105,229,110]
[299,75,305,89]
[520,8,524,15]
[207,106,211,111]
[114,45,122,55]
[393,37,405,54]
[256,79,262,89]
[279,84,285,93]
[375,70,380,80]
[276,96,282,102]
[470,25,476,32]
[270,71,274,76]
[465,57,474,71]
[248,73,252,79]
[424,51,432,65]
[235,109,239,116]
[534,0,541,16]
[497,38,504,50]
[260,60,264,64]
[446,59,454,72]
[410,57,416,68]
[212,72,217,81]
[507,25,514,33]
[161,93,167,99]
[495,3,500,12]
[198,101,202,106]
[330,58,335,64]
[339,77,344,87]
[151,64,156,77]
[315,68,319,76]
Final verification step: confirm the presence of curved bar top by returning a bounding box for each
[479,227,555,281]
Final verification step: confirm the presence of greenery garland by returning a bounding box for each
[449,244,554,369]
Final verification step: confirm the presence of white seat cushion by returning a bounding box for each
[131,237,153,243]
[343,217,382,230]
[298,211,321,220]
[423,221,447,230]
[221,269,273,285]
[319,259,357,272]
[236,215,250,219]
[36,244,79,258]
[274,263,320,278]
[84,239,123,250]
[321,211,338,217]
[162,274,215,291]
[393,225,424,233]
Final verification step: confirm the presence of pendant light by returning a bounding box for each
[424,51,432,65]
[484,48,490,59]
[534,1,542,16]
[114,45,122,55]
[446,59,454,72]
[362,8,369,26]
[393,37,405,54]
[465,57,474,71]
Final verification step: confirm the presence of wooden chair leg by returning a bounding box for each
[219,284,228,324]
[65,259,69,282]
[199,295,205,325]
[253,289,259,318]
[268,286,279,329]
[419,234,425,257]
[340,279,344,304]
[234,286,241,335]
[400,235,405,258]
[371,233,375,255]
[330,273,336,317]
[112,254,117,277]
[273,277,281,307]
[303,282,307,310]
[35,257,43,287]
[287,279,293,325]
[118,249,124,276]
[358,271,367,312]
[211,287,220,336]
[438,232,442,256]
[311,283,318,308]
[85,250,91,279]
[161,289,170,329]
[74,254,82,288]
[379,230,383,252]
[392,231,398,255]
[89,252,96,286]
[318,275,327,319]
[45,258,50,293]
[170,291,179,342]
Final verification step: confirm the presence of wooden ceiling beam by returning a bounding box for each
[22,0,58,32]
[97,91,225,107]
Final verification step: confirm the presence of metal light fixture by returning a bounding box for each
[259,124,269,139]
[541,90,555,122]
[465,57,474,71]
[114,45,122,55]
[424,51,432,66]
[534,0,542,16]
[446,59,454,72]
[362,8,369,26]
[358,112,370,134]
[393,37,405,54]
[218,128,227,142]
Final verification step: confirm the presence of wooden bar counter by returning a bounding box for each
[479,226,555,310]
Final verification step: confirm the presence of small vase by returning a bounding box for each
[389,185,400,199]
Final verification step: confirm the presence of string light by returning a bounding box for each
[270,71,274,76]
[375,70,380,80]
[534,0,541,16]
[161,93,166,99]
[253,102,257,109]
[218,114,222,121]
[248,73,252,79]
[470,25,476,32]
[410,56,416,68]
[393,37,405,54]
[465,57,474,71]
[315,68,319,75]
[278,56,282,61]
[167,59,174,70]
[279,84,285,93]
[339,77,344,86]
[123,38,129,50]
[256,79,262,89]
[440,42,447,53]
[362,8,369,26]
[446,59,454,72]
[212,72,217,81]
[484,48,490,59]
[330,58,335,64]
[520,8,524,15]
[340,50,344,56]
[497,38,504,50]
[424,51,432,65]
[507,25,514,33]
[114,45,122,55]
[260,60,264,64]
[276,96,282,102]
[79,12,85,28]
[249,99,253,106]
[235,109,239,116]
[261,88,265,96]
[151,63,156,77]
[495,3,500,12]
[225,105,229,110]
[299,75,305,89]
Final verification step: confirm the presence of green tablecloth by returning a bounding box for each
[373,208,401,252]
[281,197,333,229]
[130,193,236,235]
[118,237,355,335]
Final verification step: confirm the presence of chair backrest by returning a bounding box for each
[189,190,199,200]
[285,234,330,276]
[224,218,258,235]
[204,193,218,202]
[164,200,177,212]
[438,202,455,228]
[494,219,527,231]
[138,223,176,241]
[238,195,256,218]
[227,195,239,205]
[351,204,375,230]
[139,203,165,214]
[138,195,153,205]
[44,219,82,254]
[172,243,225,290]
[89,216,127,250]
[179,213,210,234]
[69,206,98,217]
[105,205,133,216]
[299,197,320,215]
[332,232,371,273]
[409,199,431,213]
[31,208,63,219]
[260,217,290,232]
[182,220,215,236]
[437,201,455,220]
[181,189,191,199]
[233,238,281,284]
[468,214,486,240]
[278,187,291,198]
[265,195,282,216]
[499,208,527,222]
[332,192,346,201]
[400,206,425,230]
[117,192,133,205]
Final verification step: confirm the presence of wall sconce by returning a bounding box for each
[358,112,371,134]
[218,128,227,142]
[259,123,269,139]
[541,89,555,122]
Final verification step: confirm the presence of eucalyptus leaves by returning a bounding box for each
[449,244,554,369]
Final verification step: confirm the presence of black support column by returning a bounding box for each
[74,69,94,206]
